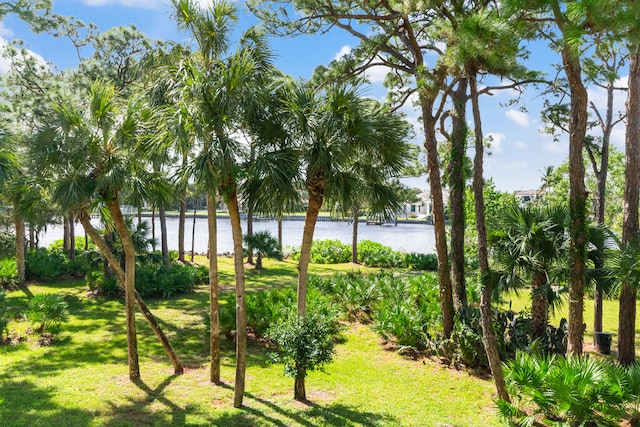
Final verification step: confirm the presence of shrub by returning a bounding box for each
[357,240,405,268]
[405,252,438,271]
[25,293,70,334]
[246,287,295,336]
[48,237,96,252]
[266,308,340,394]
[26,248,92,280]
[85,271,120,296]
[0,232,15,259]
[135,263,204,298]
[0,258,18,289]
[309,239,351,264]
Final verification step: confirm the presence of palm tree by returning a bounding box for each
[172,0,274,407]
[30,80,183,380]
[243,231,282,270]
[284,81,411,400]
[489,203,569,340]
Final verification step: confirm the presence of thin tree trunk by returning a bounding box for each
[84,228,88,252]
[151,206,156,252]
[178,156,188,263]
[277,214,283,249]
[14,202,25,287]
[225,188,247,408]
[449,78,468,316]
[68,211,75,261]
[561,40,589,356]
[420,93,454,339]
[207,190,220,383]
[618,45,640,365]
[28,225,35,250]
[470,74,510,403]
[298,191,323,320]
[159,203,170,267]
[352,210,358,264]
[106,197,140,381]
[63,214,69,251]
[191,197,197,262]
[246,204,254,265]
[79,210,183,374]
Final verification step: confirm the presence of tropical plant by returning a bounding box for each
[357,240,405,268]
[25,293,70,334]
[242,230,282,269]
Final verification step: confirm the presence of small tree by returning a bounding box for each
[243,231,282,270]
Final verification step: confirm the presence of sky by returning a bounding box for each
[0,0,629,193]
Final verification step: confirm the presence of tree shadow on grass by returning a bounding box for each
[0,378,94,427]
[241,391,399,427]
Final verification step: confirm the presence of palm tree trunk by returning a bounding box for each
[351,210,358,264]
[561,41,589,356]
[178,186,187,262]
[225,188,247,408]
[277,214,283,249]
[106,197,140,381]
[151,206,156,252]
[470,75,510,403]
[298,192,323,320]
[246,204,254,265]
[68,211,75,261]
[29,225,35,250]
[159,203,170,267]
[619,45,640,365]
[207,190,220,383]
[79,210,183,374]
[14,202,25,287]
[63,214,69,251]
[531,272,548,340]
[449,78,468,316]
[420,93,454,339]
[191,198,198,262]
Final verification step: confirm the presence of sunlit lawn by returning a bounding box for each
[1,259,500,427]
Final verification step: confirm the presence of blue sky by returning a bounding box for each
[0,1,628,193]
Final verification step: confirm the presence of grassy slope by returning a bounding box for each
[0,259,501,427]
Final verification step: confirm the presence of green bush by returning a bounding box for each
[498,352,634,426]
[310,239,351,264]
[0,258,17,289]
[48,237,96,252]
[357,240,405,268]
[135,263,205,298]
[267,308,340,384]
[0,232,15,259]
[25,293,70,334]
[246,288,295,336]
[85,271,120,296]
[0,290,8,339]
[405,252,438,271]
[26,248,93,280]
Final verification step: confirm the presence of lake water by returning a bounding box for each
[40,216,437,255]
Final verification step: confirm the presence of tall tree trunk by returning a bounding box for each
[159,203,170,267]
[225,188,247,408]
[207,190,220,383]
[63,213,69,251]
[562,42,589,356]
[28,225,35,250]
[351,210,358,264]
[178,155,188,263]
[420,93,454,339]
[68,211,75,261]
[191,197,198,262]
[449,78,468,316]
[246,204,254,265]
[79,210,183,374]
[470,75,510,402]
[106,197,140,381]
[14,202,25,287]
[295,185,324,401]
[277,214,283,249]
[618,45,640,365]
[151,206,156,252]
[590,77,615,343]
[531,272,548,340]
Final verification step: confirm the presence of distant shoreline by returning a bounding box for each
[136,213,433,225]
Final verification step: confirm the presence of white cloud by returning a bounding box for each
[364,65,388,84]
[333,45,351,62]
[487,132,505,154]
[506,109,530,127]
[0,38,48,75]
[0,22,13,38]
[544,141,568,155]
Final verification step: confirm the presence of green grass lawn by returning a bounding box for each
[1,259,500,427]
